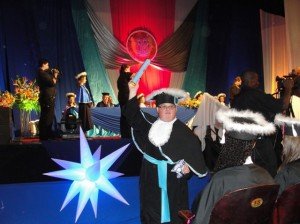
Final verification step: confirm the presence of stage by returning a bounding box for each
[0,137,209,223]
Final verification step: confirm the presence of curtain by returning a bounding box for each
[206,0,264,99]
[284,0,300,68]
[71,0,116,104]
[0,0,85,124]
[260,10,290,94]
[183,0,209,96]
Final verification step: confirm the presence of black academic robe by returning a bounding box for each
[275,159,300,195]
[193,164,275,224]
[124,97,207,224]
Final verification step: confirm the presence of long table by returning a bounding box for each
[91,107,197,134]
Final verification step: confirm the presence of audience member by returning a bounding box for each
[274,114,300,195]
[192,109,276,224]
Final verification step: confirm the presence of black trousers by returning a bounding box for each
[39,102,55,140]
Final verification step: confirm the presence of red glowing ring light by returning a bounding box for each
[126,30,157,63]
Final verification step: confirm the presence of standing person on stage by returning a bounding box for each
[36,58,59,140]
[117,64,133,138]
[124,82,207,224]
[96,92,114,107]
[76,72,93,133]
[217,93,227,106]
[232,70,294,176]
[229,75,242,106]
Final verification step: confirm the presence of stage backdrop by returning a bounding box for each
[0,0,289,127]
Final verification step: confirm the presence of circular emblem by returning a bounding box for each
[126,30,157,62]
[250,198,263,208]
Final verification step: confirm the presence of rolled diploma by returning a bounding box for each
[131,59,151,84]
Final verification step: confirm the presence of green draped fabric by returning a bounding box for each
[71,0,116,104]
[183,0,209,96]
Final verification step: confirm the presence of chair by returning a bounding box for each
[272,183,300,224]
[179,184,279,224]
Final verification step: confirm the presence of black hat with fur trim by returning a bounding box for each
[146,88,188,106]
[274,114,300,137]
[216,109,276,142]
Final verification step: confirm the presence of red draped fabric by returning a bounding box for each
[110,0,175,96]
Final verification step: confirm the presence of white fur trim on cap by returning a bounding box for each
[75,72,87,79]
[216,109,276,136]
[66,92,76,98]
[145,88,189,102]
[274,113,300,126]
[217,93,226,98]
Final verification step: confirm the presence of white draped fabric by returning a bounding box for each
[260,1,300,94]
[192,93,228,151]
[285,0,300,69]
[260,10,290,95]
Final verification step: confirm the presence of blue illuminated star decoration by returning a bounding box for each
[44,128,130,222]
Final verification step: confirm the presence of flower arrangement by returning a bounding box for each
[0,91,15,108]
[13,76,40,112]
[178,98,201,109]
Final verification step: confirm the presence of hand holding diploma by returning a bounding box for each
[130,59,151,84]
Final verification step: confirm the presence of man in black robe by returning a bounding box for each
[124,82,207,224]
[96,92,114,107]
[232,70,294,176]
[274,114,300,195]
[118,64,133,138]
[36,59,59,140]
[193,109,276,224]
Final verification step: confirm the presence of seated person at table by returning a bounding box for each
[137,93,147,108]
[96,92,114,107]
[192,109,276,224]
[217,93,226,106]
[194,91,204,103]
[274,114,300,195]
[62,92,77,116]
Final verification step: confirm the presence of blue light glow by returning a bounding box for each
[44,128,130,222]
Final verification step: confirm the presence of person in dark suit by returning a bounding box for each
[36,59,59,140]
[232,70,294,177]
[96,92,114,107]
[117,64,133,138]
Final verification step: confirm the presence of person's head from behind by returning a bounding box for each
[281,136,300,167]
[214,109,276,172]
[38,58,49,70]
[147,88,188,122]
[274,114,300,168]
[120,64,130,73]
[242,70,259,89]
[234,76,242,86]
[102,92,110,105]
[75,72,87,85]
